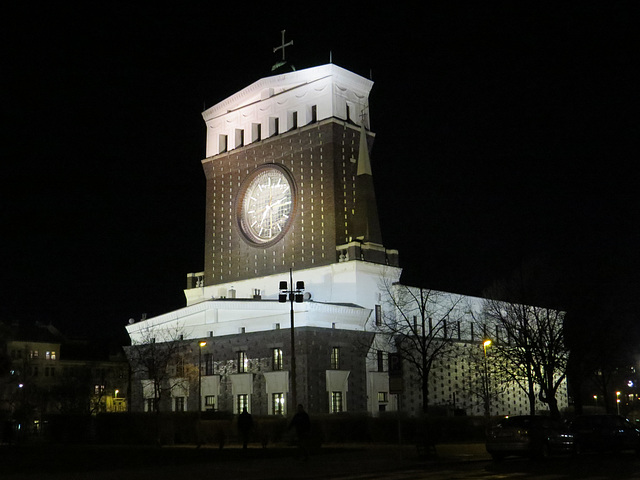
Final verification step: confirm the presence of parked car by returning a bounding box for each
[570,415,640,454]
[486,415,574,461]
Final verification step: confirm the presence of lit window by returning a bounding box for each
[237,394,249,413]
[238,351,248,373]
[273,348,283,371]
[377,392,388,403]
[331,347,340,370]
[272,393,285,415]
[205,395,216,410]
[331,392,343,413]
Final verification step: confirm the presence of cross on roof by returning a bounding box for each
[273,30,293,62]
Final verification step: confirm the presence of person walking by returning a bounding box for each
[289,404,311,460]
[238,407,254,450]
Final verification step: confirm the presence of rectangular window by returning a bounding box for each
[238,351,248,373]
[204,353,214,376]
[237,394,249,413]
[272,348,283,371]
[331,392,343,413]
[272,393,285,415]
[174,397,185,412]
[219,134,228,153]
[311,105,317,123]
[252,123,261,142]
[331,347,340,370]
[290,111,298,130]
[375,305,382,326]
[235,128,244,147]
[270,117,279,136]
[94,384,105,395]
[377,392,389,403]
[205,395,216,410]
[145,398,157,413]
[377,350,385,372]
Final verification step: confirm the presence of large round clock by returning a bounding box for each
[236,164,296,246]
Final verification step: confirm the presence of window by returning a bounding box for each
[238,351,248,373]
[237,394,249,413]
[331,347,340,370]
[310,105,317,123]
[375,305,382,326]
[46,351,56,360]
[145,398,157,413]
[272,348,283,371]
[219,134,228,153]
[272,393,285,415]
[331,392,343,413]
[204,353,214,376]
[377,350,385,372]
[94,384,105,395]
[235,128,244,147]
[377,392,389,403]
[270,117,279,136]
[205,395,216,410]
[252,123,261,142]
[174,397,185,412]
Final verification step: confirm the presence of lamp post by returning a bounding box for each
[279,268,305,411]
[198,341,207,414]
[482,339,492,417]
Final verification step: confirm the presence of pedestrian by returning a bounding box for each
[289,404,311,460]
[238,406,253,449]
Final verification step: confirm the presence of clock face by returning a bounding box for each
[237,164,296,246]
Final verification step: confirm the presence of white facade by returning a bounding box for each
[202,64,373,157]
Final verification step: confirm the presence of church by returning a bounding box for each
[125,62,568,417]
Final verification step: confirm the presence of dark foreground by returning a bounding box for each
[0,442,481,479]
[4,443,640,480]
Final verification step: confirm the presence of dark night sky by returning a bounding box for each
[3,3,639,344]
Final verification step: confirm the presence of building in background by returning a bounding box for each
[1,322,129,434]
[125,63,568,417]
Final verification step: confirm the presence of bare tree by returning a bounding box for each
[125,324,190,413]
[375,277,470,414]
[483,297,568,418]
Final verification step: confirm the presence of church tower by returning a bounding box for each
[128,63,402,417]
[198,64,398,291]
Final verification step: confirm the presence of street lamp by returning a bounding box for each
[279,268,305,410]
[483,339,492,357]
[199,341,207,414]
[482,339,492,417]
